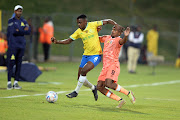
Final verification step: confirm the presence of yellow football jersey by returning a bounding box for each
[70,21,103,55]
[175,58,180,68]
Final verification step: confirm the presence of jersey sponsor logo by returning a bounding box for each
[85,30,88,33]
[94,57,99,62]
[82,34,95,41]
[11,54,15,60]
[21,22,25,26]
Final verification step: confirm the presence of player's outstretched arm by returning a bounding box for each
[102,19,117,25]
[51,37,73,44]
[119,27,130,45]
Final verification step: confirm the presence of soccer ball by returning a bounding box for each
[46,91,58,103]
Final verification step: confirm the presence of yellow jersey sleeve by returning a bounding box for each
[70,29,80,40]
[91,21,103,27]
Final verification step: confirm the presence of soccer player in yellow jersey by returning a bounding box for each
[51,14,118,100]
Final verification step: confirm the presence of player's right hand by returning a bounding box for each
[97,26,102,32]
[51,37,57,44]
[124,27,130,37]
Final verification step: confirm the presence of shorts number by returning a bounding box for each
[111,70,115,75]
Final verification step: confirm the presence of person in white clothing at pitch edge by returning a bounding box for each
[127,25,144,74]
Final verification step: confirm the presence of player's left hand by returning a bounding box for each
[124,27,130,37]
[24,27,29,31]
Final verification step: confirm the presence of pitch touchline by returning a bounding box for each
[123,80,180,88]
[144,98,180,101]
[0,80,180,99]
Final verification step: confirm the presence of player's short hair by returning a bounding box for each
[77,14,87,20]
[116,25,125,33]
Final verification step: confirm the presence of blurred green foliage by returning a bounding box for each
[0,0,179,62]
[0,0,179,19]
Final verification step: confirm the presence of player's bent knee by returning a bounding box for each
[97,82,104,92]
[83,80,88,86]
[97,85,103,92]
[80,69,88,76]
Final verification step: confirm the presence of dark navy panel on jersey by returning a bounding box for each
[7,17,31,49]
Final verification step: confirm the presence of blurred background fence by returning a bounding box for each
[1,11,180,62]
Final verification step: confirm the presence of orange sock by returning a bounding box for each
[105,90,121,101]
[115,84,129,95]
[120,88,129,95]
[110,93,121,101]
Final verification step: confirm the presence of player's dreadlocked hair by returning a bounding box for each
[77,14,87,20]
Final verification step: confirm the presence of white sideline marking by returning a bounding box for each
[0,90,89,99]
[0,80,180,99]
[3,95,29,98]
[123,80,180,88]
[144,98,180,101]
[38,82,63,85]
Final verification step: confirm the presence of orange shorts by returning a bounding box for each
[98,64,120,83]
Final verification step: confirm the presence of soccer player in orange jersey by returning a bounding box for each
[97,25,136,108]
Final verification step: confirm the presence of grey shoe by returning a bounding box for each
[7,83,13,90]
[116,99,126,108]
[13,83,22,89]
[128,91,136,104]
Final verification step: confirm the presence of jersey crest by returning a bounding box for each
[11,54,15,60]
[21,22,25,26]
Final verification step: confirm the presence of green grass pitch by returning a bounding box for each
[0,62,180,120]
